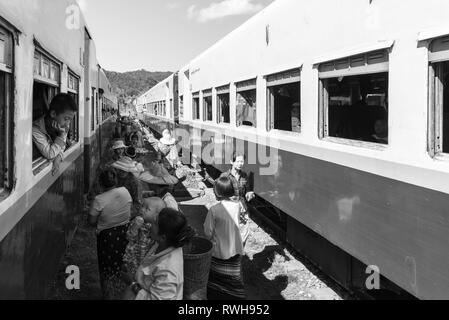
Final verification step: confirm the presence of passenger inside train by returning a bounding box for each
[366,119,388,144]
[32,93,77,173]
[327,73,388,143]
[270,85,301,132]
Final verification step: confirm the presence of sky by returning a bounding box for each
[76,0,275,72]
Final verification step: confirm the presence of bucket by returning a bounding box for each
[183,237,213,300]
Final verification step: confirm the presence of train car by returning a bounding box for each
[139,0,449,299]
[138,73,177,134]
[0,0,117,298]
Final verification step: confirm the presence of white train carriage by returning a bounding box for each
[140,0,449,299]
[0,0,117,298]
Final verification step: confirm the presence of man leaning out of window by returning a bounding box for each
[32,93,77,175]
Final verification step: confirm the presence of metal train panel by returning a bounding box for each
[145,117,449,299]
[0,152,83,299]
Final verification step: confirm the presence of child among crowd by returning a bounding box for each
[204,175,246,300]
[124,208,195,300]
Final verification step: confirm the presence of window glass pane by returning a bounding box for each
[0,72,5,188]
[236,89,257,127]
[34,53,41,76]
[42,58,50,79]
[50,64,57,81]
[0,38,5,64]
[68,92,79,144]
[269,82,301,132]
[326,72,388,144]
[218,93,230,124]
[442,62,449,153]
[203,96,212,121]
[193,97,200,119]
[179,96,184,119]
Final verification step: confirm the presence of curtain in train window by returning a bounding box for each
[203,90,212,121]
[319,50,389,144]
[429,36,449,155]
[236,79,257,127]
[266,69,301,133]
[0,26,13,191]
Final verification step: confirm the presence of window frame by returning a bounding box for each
[0,23,15,198]
[265,68,302,133]
[202,89,213,122]
[216,84,230,125]
[179,95,184,120]
[318,49,390,150]
[236,78,257,128]
[32,44,63,173]
[192,92,200,120]
[428,36,449,159]
[67,70,80,146]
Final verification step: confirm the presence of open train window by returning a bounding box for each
[0,26,14,195]
[318,50,389,146]
[192,92,200,120]
[203,89,212,121]
[266,69,301,133]
[216,85,230,124]
[67,71,79,147]
[429,36,449,156]
[236,79,257,128]
[32,48,61,169]
[95,90,99,125]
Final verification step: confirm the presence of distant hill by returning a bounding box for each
[104,69,172,99]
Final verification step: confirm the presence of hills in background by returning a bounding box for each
[104,69,172,104]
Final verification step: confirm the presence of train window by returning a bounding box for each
[179,96,184,119]
[236,79,257,128]
[67,71,79,146]
[95,90,99,125]
[0,26,13,194]
[217,85,230,124]
[429,36,449,155]
[91,88,95,131]
[192,92,200,120]
[203,89,212,121]
[169,99,172,118]
[319,50,389,145]
[266,69,301,133]
[32,48,61,166]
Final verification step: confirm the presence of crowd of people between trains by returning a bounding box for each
[30,93,256,300]
[89,152,255,300]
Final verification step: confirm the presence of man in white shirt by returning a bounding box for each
[32,93,77,175]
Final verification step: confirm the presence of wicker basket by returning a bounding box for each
[183,237,213,300]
